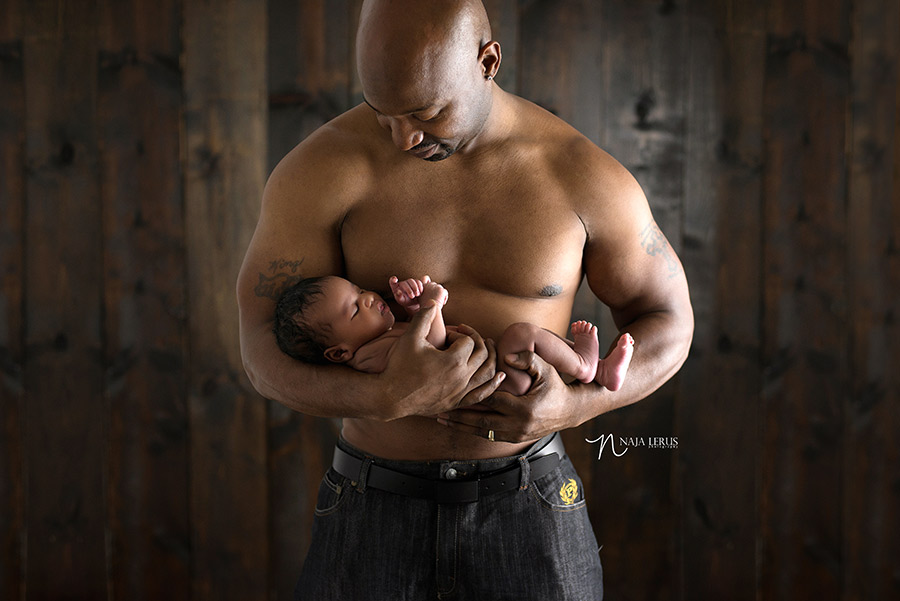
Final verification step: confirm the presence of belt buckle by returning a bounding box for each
[439,478,480,503]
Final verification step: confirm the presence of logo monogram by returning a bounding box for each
[559,479,578,505]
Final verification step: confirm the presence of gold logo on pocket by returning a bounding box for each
[559,479,578,505]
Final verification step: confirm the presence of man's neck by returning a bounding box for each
[455,87,515,158]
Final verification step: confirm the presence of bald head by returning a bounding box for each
[356,0,501,160]
[358,0,491,68]
[357,0,494,110]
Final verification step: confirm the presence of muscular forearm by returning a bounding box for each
[242,326,394,420]
[241,314,500,422]
[568,309,693,422]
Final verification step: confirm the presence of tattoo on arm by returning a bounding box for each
[253,257,305,300]
[639,221,679,278]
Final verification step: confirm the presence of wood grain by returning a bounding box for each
[844,0,900,599]
[761,0,852,598]
[183,0,268,598]
[97,0,189,599]
[678,0,766,597]
[21,0,107,596]
[0,1,26,599]
[0,1,897,598]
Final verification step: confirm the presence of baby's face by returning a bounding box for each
[313,277,395,352]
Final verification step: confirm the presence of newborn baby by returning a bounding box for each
[274,274,633,395]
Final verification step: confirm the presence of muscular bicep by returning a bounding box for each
[581,171,690,329]
[237,156,356,370]
[237,211,341,324]
[235,143,363,404]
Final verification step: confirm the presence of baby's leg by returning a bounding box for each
[594,333,634,392]
[496,322,600,395]
[570,321,600,382]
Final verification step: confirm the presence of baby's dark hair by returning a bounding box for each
[273,276,333,364]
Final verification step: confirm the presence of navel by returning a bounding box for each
[539,284,563,297]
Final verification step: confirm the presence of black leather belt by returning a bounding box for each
[331,433,564,503]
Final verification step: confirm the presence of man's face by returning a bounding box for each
[361,45,491,161]
[312,277,395,357]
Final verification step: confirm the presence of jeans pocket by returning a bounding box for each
[313,468,348,517]
[529,460,588,512]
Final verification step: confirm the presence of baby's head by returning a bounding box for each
[274,275,395,364]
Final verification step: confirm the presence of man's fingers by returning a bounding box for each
[470,338,497,383]
[446,327,476,355]
[455,323,477,336]
[405,302,439,339]
[443,326,496,400]
[504,350,541,376]
[453,324,490,368]
[456,369,505,408]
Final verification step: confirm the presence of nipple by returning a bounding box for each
[540,284,563,297]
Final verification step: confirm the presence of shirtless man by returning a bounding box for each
[237,1,693,598]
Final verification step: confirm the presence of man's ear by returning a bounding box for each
[479,40,501,80]
[324,344,353,364]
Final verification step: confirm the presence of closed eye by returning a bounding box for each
[413,111,440,122]
[350,287,364,318]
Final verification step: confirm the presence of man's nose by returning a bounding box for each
[389,118,424,151]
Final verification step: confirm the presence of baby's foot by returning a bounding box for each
[571,320,600,383]
[595,333,634,391]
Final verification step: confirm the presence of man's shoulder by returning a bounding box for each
[503,98,629,192]
[504,96,613,172]
[501,95,646,222]
[263,104,381,206]
[282,104,379,166]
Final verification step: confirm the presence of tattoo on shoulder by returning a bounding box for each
[639,221,679,278]
[254,257,305,300]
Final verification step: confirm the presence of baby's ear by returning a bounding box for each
[324,344,353,364]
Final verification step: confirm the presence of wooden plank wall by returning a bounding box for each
[98,1,189,599]
[0,0,897,599]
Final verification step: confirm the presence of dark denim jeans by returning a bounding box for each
[295,435,603,600]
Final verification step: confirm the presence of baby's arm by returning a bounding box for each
[419,282,448,348]
[389,275,448,348]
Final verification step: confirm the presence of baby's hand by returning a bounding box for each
[421,281,448,308]
[389,275,430,312]
[389,275,448,314]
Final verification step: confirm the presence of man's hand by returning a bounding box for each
[436,350,586,442]
[376,302,505,420]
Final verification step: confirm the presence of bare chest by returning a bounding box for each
[340,172,586,302]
